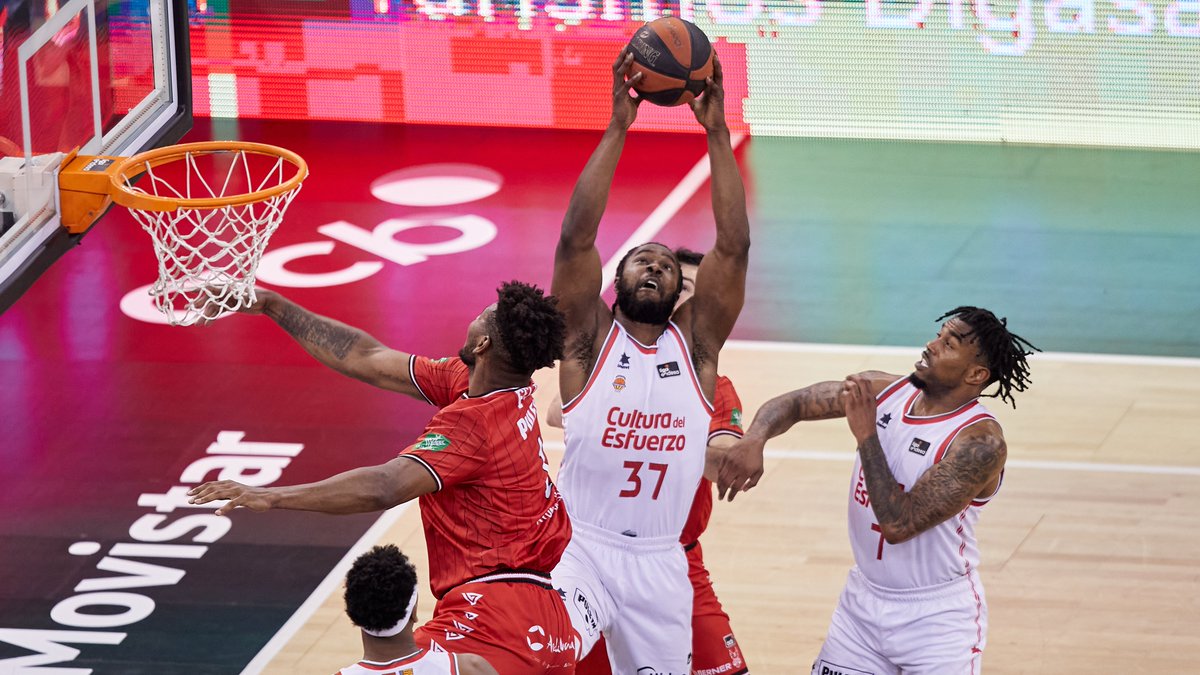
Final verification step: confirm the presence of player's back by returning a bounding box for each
[401,381,572,598]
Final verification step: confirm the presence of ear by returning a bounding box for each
[965,363,991,388]
[473,334,492,356]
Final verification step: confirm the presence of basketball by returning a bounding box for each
[627,17,714,107]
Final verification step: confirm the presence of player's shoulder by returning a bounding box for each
[854,370,908,397]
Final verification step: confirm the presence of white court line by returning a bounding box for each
[241,503,412,675]
[542,442,1200,476]
[599,133,746,296]
[724,339,1200,368]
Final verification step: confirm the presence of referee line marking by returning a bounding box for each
[241,503,413,675]
[542,441,1200,476]
[599,133,746,297]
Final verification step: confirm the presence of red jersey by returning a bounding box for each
[679,375,744,546]
[400,356,572,599]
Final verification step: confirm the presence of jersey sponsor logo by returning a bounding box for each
[613,375,628,391]
[432,357,449,363]
[601,406,689,451]
[525,625,579,655]
[636,668,687,675]
[573,588,600,636]
[815,660,872,675]
[656,361,681,378]
[401,669,414,675]
[618,353,632,369]
[877,412,893,429]
[462,591,483,606]
[908,438,931,456]
[527,625,546,651]
[416,433,451,451]
[723,634,737,649]
[730,408,743,429]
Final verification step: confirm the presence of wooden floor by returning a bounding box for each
[258,343,1200,674]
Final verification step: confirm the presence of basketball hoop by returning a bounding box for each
[69,141,307,326]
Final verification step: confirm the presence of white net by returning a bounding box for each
[121,147,303,326]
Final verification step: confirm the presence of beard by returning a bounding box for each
[908,373,927,389]
[458,344,477,370]
[615,279,679,325]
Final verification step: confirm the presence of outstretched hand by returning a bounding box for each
[188,480,275,516]
[611,47,643,130]
[194,286,276,326]
[689,55,727,133]
[716,435,766,502]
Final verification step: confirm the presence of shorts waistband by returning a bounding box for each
[462,569,553,590]
[851,566,980,601]
[571,519,683,553]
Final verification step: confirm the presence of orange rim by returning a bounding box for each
[109,141,308,212]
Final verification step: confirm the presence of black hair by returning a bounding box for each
[673,247,704,267]
[344,544,418,633]
[490,280,566,374]
[938,306,1040,408]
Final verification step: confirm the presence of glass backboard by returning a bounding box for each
[0,0,192,313]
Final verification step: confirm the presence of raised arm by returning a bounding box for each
[552,48,642,396]
[236,288,423,398]
[716,371,901,501]
[842,375,1006,544]
[683,57,750,376]
[186,456,438,516]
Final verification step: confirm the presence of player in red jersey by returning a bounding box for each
[189,281,579,673]
[549,249,750,675]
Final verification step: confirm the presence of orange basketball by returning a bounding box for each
[627,17,714,107]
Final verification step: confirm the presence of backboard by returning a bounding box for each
[0,0,192,314]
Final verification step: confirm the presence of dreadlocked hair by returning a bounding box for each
[492,280,566,374]
[937,306,1040,408]
[344,544,418,633]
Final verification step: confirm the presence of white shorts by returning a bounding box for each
[551,520,692,674]
[812,566,988,675]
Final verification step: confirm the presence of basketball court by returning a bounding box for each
[2,1,1200,673]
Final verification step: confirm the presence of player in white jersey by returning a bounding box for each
[550,48,749,673]
[718,307,1038,673]
[338,545,497,675]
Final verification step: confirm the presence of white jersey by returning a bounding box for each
[337,649,460,675]
[848,377,1001,589]
[558,320,713,539]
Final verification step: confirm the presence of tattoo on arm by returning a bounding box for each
[794,381,845,421]
[859,431,1006,543]
[269,303,360,360]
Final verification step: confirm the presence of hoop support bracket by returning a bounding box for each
[59,153,122,234]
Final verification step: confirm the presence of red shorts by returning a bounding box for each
[687,541,748,675]
[575,542,748,675]
[415,573,579,674]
